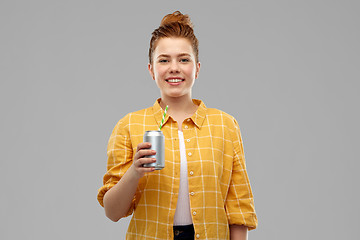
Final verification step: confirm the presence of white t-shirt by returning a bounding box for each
[173,131,193,225]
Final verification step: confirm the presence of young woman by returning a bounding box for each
[98,11,258,240]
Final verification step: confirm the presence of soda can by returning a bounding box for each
[143,130,165,170]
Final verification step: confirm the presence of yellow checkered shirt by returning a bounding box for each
[98,99,257,239]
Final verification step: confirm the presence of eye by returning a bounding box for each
[180,58,190,62]
[159,59,168,63]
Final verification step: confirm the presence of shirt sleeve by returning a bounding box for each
[97,115,136,217]
[225,117,258,230]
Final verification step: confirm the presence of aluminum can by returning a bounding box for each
[143,130,165,170]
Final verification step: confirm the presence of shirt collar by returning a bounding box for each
[152,98,207,129]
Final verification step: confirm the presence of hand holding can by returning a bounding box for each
[131,142,157,179]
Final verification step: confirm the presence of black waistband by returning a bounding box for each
[173,224,194,240]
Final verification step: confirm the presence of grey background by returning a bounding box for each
[1,0,359,239]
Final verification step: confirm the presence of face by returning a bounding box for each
[148,37,200,100]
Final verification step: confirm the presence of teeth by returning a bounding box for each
[167,79,183,83]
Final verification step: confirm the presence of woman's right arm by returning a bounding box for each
[103,142,156,222]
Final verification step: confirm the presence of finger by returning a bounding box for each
[138,167,156,173]
[136,142,151,152]
[135,158,156,167]
[134,149,156,161]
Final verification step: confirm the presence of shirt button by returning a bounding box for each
[190,192,195,196]
[189,171,193,176]
[196,234,200,238]
[188,152,192,156]
[184,125,188,129]
[193,211,196,216]
[186,139,190,142]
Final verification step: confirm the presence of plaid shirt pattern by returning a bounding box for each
[98,99,257,239]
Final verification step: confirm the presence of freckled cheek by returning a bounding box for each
[184,67,196,78]
[154,68,167,80]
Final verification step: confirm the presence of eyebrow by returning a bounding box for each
[157,53,191,58]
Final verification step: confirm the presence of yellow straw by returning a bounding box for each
[159,105,168,130]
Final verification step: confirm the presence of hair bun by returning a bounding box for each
[160,11,194,28]
[149,11,199,64]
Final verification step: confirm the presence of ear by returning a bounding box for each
[148,63,155,80]
[195,62,201,79]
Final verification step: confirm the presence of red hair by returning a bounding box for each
[149,11,199,64]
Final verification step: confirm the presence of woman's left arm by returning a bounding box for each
[230,225,248,240]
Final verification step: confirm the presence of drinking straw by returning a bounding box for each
[159,105,168,130]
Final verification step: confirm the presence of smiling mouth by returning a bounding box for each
[166,79,184,83]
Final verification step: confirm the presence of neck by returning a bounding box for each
[159,95,198,130]
[159,95,196,115]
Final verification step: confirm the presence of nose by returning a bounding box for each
[169,60,180,73]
